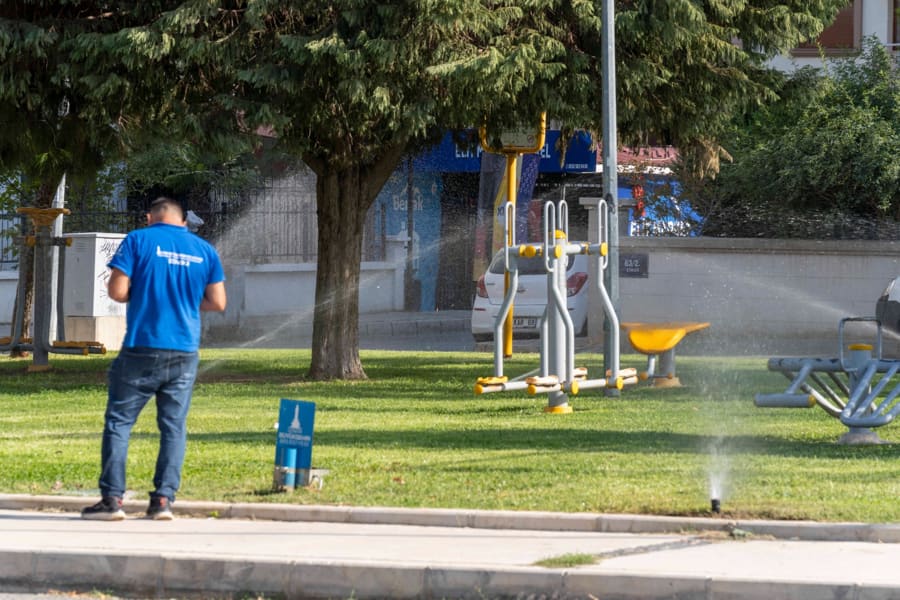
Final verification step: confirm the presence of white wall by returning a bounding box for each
[203,233,410,338]
[596,237,900,356]
[237,261,403,317]
[0,271,16,330]
[6,234,900,356]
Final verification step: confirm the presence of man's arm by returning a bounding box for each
[107,268,130,303]
[200,281,227,312]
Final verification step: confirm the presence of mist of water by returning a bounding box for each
[674,253,900,363]
[707,435,729,504]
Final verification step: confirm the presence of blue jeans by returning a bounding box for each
[99,347,200,502]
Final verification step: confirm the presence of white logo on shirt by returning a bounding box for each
[156,246,204,267]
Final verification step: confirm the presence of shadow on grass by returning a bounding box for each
[185,428,900,460]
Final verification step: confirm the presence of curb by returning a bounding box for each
[4,547,897,600]
[3,494,899,543]
[4,496,900,599]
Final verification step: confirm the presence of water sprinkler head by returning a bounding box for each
[711,498,721,514]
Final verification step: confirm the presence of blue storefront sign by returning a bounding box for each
[274,399,316,489]
[412,129,596,173]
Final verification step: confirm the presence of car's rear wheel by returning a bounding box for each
[473,333,493,342]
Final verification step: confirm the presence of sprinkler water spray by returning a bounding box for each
[708,448,726,515]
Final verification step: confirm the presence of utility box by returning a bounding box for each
[63,232,126,350]
[63,232,126,318]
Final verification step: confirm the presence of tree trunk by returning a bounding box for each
[9,244,34,358]
[307,165,369,380]
[305,144,406,380]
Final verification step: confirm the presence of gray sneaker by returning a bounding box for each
[81,496,125,521]
[146,495,174,520]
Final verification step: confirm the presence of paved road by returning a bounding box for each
[209,309,601,353]
[3,494,900,599]
[209,309,478,351]
[208,309,857,357]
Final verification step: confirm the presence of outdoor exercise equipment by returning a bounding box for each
[474,198,637,412]
[622,321,710,387]
[755,317,900,444]
[0,207,106,370]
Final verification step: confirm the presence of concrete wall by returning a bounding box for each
[203,234,409,339]
[0,234,409,345]
[0,271,16,330]
[5,236,900,356]
[603,237,900,356]
[0,259,405,345]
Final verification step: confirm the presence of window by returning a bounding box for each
[894,0,900,46]
[793,1,861,56]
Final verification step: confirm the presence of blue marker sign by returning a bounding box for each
[275,399,316,488]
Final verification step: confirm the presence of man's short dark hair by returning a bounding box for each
[150,197,184,219]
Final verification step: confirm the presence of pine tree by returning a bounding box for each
[0,1,847,378]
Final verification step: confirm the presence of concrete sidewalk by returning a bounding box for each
[1,495,900,599]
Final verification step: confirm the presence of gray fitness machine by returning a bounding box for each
[474,198,637,412]
[755,317,900,444]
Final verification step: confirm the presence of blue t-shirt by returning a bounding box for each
[108,223,225,352]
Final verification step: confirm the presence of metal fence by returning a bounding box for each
[0,214,23,270]
[0,174,386,270]
[209,173,386,264]
[209,176,320,264]
[0,209,147,271]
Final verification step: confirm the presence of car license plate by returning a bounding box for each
[513,317,537,329]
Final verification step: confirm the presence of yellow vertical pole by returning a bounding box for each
[479,112,545,362]
[503,152,517,358]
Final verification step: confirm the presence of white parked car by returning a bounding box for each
[471,250,589,342]
[876,276,900,333]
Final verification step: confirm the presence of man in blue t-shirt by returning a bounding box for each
[82,197,226,521]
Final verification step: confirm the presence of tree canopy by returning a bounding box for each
[2,4,163,186]
[688,37,900,239]
[1,0,848,377]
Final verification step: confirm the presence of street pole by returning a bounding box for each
[601,0,620,395]
[49,173,65,342]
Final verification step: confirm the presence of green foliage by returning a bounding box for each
[615,0,846,170]
[691,37,900,238]
[0,3,120,190]
[0,173,28,213]
[0,0,854,188]
[122,140,266,198]
[0,1,261,201]
[73,0,842,174]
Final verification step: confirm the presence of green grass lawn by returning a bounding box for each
[1,348,898,523]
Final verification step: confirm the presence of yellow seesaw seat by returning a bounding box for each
[621,321,710,387]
